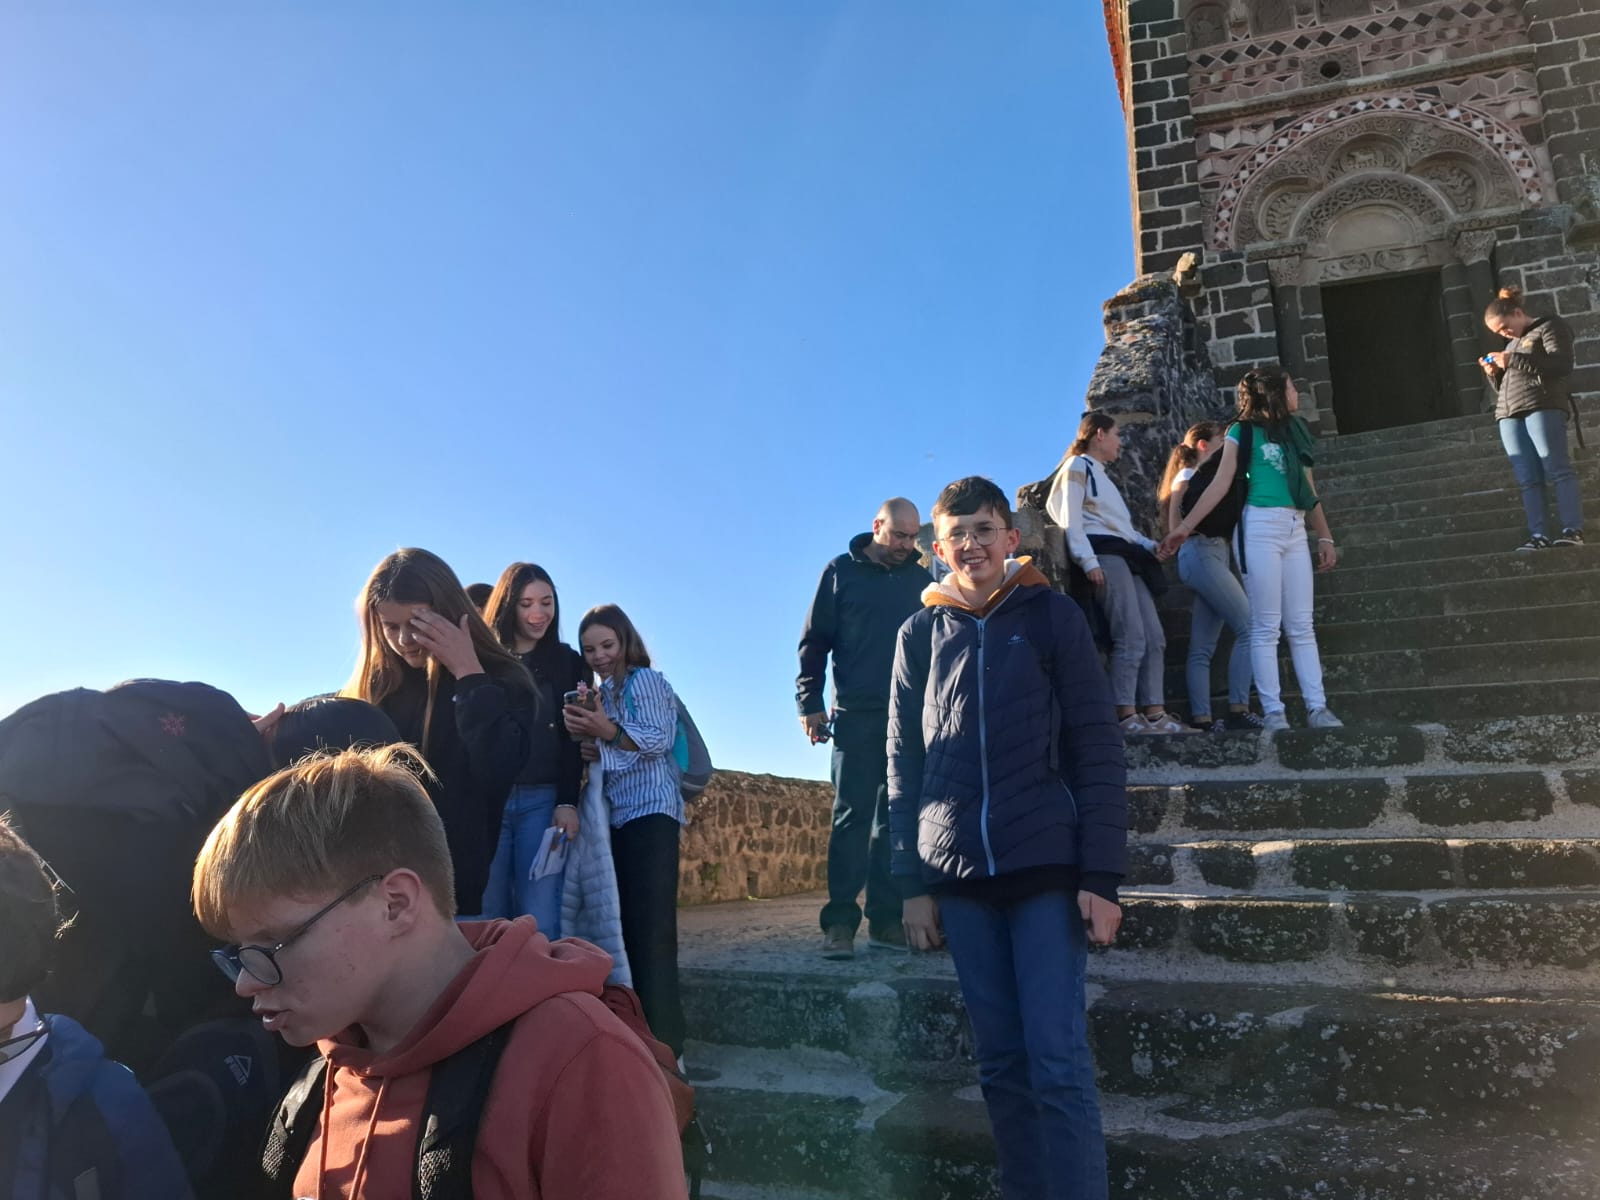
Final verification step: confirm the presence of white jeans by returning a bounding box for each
[1238,506,1327,715]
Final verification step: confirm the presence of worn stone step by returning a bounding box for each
[1321,406,1600,459]
[1110,890,1600,975]
[1317,431,1595,497]
[1135,838,1600,892]
[1164,635,1600,701]
[680,978,1600,1118]
[691,1049,1600,1199]
[1122,713,1600,780]
[1165,603,1599,665]
[1338,496,1600,548]
[1321,677,1600,723]
[1336,479,1587,532]
[1130,770,1598,836]
[1158,564,1600,625]
[1338,524,1596,569]
[1316,539,1600,597]
[1318,421,1593,477]
[1319,456,1600,510]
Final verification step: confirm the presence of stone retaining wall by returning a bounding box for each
[678,770,831,905]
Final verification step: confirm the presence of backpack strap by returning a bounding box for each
[259,1054,328,1199]
[1235,422,1254,575]
[1079,457,1099,497]
[412,1022,515,1200]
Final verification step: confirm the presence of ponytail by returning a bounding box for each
[1485,285,1527,323]
[1066,412,1117,459]
[1158,420,1222,504]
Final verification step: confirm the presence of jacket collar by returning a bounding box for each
[922,557,1049,618]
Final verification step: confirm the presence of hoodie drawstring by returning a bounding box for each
[316,1070,389,1199]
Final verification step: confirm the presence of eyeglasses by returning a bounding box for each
[939,525,1003,549]
[210,874,383,987]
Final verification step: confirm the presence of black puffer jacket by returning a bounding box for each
[1490,315,1575,422]
[887,563,1126,898]
[796,532,931,716]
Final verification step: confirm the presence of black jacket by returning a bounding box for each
[887,564,1127,899]
[381,670,533,911]
[516,644,591,810]
[797,532,932,716]
[1489,315,1575,422]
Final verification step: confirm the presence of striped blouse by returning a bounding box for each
[597,667,684,828]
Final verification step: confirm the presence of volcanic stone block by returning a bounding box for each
[1109,900,1183,952]
[1564,769,1600,807]
[1292,840,1453,891]
[1404,773,1555,825]
[1123,730,1262,773]
[1275,724,1426,771]
[1343,897,1431,965]
[1445,714,1600,764]
[696,1087,865,1190]
[1459,840,1600,888]
[1128,787,1167,834]
[1432,896,1600,969]
[1190,900,1331,963]
[680,971,849,1052]
[1184,779,1387,831]
[1193,842,1257,889]
[1128,843,1177,886]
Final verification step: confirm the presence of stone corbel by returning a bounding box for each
[1452,229,1497,266]
[1267,254,1306,289]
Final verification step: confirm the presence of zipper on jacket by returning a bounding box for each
[975,616,997,876]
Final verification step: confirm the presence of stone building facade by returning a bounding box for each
[1104,0,1600,436]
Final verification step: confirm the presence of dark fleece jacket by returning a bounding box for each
[887,560,1127,901]
[1489,315,1575,422]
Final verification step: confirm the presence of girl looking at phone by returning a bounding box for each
[343,548,535,914]
[479,563,592,934]
[564,604,686,1059]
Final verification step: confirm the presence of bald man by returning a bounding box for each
[797,499,932,959]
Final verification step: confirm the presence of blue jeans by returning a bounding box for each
[1499,409,1584,537]
[939,888,1108,1200]
[479,783,564,936]
[1177,535,1253,719]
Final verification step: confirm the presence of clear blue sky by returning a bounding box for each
[1,2,1132,782]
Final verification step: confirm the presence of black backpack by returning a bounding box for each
[1180,421,1254,540]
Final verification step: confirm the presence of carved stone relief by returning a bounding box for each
[1413,158,1483,213]
[1327,138,1406,179]
[1452,229,1497,265]
[1319,246,1430,281]
[1255,0,1295,33]
[1295,174,1451,243]
[1261,186,1320,239]
[1188,3,1228,49]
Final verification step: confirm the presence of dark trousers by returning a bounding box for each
[820,708,902,934]
[611,813,686,1057]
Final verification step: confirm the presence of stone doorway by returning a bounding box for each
[1322,270,1457,435]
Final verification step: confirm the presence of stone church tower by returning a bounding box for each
[1103,0,1600,436]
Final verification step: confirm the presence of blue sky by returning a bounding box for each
[1,2,1131,782]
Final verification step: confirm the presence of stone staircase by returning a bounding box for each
[679,412,1600,1199]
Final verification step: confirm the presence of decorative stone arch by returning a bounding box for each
[1213,93,1548,250]
[1291,173,1453,247]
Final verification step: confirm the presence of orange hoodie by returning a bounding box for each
[292,917,686,1200]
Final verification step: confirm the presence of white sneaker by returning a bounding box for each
[1307,708,1344,729]
[1262,711,1291,733]
[1119,714,1151,735]
[1141,711,1202,735]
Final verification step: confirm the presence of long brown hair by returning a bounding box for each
[1236,366,1294,436]
[1158,421,1222,504]
[1484,285,1528,323]
[1066,411,1116,459]
[343,548,532,748]
[577,604,652,690]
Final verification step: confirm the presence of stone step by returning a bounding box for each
[1128,838,1600,892]
[680,972,1600,1115]
[1316,540,1600,597]
[1321,406,1600,459]
[1164,634,1600,700]
[1320,677,1600,723]
[1337,523,1593,569]
[688,1034,1600,1199]
[1318,457,1600,511]
[1105,889,1600,980]
[1336,478,1582,531]
[1165,603,1599,666]
[1317,420,1594,477]
[1316,431,1594,497]
[1337,495,1600,548]
[1129,769,1600,835]
[1121,714,1600,778]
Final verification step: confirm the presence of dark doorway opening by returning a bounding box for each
[1323,270,1457,435]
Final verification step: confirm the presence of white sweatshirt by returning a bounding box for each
[1045,454,1157,573]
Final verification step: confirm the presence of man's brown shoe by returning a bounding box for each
[821,926,855,960]
[868,923,910,952]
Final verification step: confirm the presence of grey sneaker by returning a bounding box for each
[1307,707,1344,729]
[821,926,855,960]
[1262,711,1291,733]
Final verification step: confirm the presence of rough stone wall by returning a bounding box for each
[1017,274,1226,568]
[679,770,831,905]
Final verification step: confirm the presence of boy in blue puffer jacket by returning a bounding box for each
[0,818,193,1200]
[889,475,1127,1200]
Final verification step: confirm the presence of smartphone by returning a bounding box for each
[562,690,583,706]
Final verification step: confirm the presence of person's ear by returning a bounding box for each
[933,539,952,567]
[1004,526,1022,555]
[377,870,427,937]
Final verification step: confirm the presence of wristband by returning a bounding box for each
[1317,537,1335,545]
[607,723,626,747]
[554,804,577,812]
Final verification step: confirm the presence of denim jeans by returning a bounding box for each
[1499,409,1584,537]
[1178,535,1253,719]
[1094,555,1164,708]
[820,709,901,934]
[612,812,686,1056]
[939,888,1108,1200]
[479,782,564,936]
[1239,506,1327,716]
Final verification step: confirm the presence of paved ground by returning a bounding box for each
[680,891,958,983]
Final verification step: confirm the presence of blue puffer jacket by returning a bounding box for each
[888,562,1126,897]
